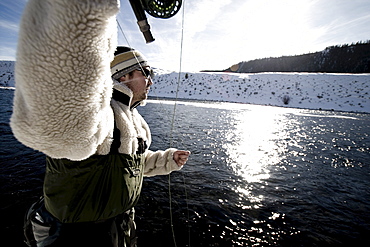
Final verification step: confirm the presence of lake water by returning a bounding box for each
[1,88,369,246]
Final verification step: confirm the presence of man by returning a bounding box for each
[11,1,190,246]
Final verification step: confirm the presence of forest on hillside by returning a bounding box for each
[222,41,370,73]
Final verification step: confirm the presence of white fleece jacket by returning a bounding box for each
[10,0,180,176]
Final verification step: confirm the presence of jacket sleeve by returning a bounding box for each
[10,0,119,161]
[143,148,183,177]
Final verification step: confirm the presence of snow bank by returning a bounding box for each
[151,70,370,113]
[1,61,369,113]
[0,61,15,87]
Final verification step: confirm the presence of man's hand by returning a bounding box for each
[173,150,191,167]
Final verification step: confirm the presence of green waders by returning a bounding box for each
[24,153,144,247]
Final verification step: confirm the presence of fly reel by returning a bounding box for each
[129,0,183,43]
[142,0,182,19]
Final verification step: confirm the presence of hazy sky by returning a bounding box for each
[1,0,369,72]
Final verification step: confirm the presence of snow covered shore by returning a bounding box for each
[1,61,369,113]
[151,69,369,113]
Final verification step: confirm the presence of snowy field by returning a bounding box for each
[152,69,369,113]
[1,61,369,113]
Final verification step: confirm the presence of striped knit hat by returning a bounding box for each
[111,46,149,80]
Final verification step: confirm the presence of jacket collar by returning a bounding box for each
[112,80,141,110]
[112,89,130,106]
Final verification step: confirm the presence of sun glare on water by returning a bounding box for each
[221,105,298,206]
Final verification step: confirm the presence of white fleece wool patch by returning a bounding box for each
[10,0,119,161]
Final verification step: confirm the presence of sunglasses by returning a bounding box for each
[138,67,154,79]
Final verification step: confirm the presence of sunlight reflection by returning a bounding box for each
[221,105,295,204]
[223,106,288,181]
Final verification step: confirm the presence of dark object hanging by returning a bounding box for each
[129,0,182,43]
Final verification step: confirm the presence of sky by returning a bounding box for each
[0,0,369,72]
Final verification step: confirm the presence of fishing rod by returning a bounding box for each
[128,0,182,43]
[126,1,190,246]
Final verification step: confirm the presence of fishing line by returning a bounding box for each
[167,0,186,243]
[117,3,191,246]
[167,1,191,246]
[117,20,149,77]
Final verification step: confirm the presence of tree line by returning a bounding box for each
[222,40,370,73]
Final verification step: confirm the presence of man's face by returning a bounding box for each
[120,67,153,104]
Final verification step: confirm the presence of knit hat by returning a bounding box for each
[111,46,150,80]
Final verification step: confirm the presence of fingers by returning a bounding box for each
[174,150,191,167]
